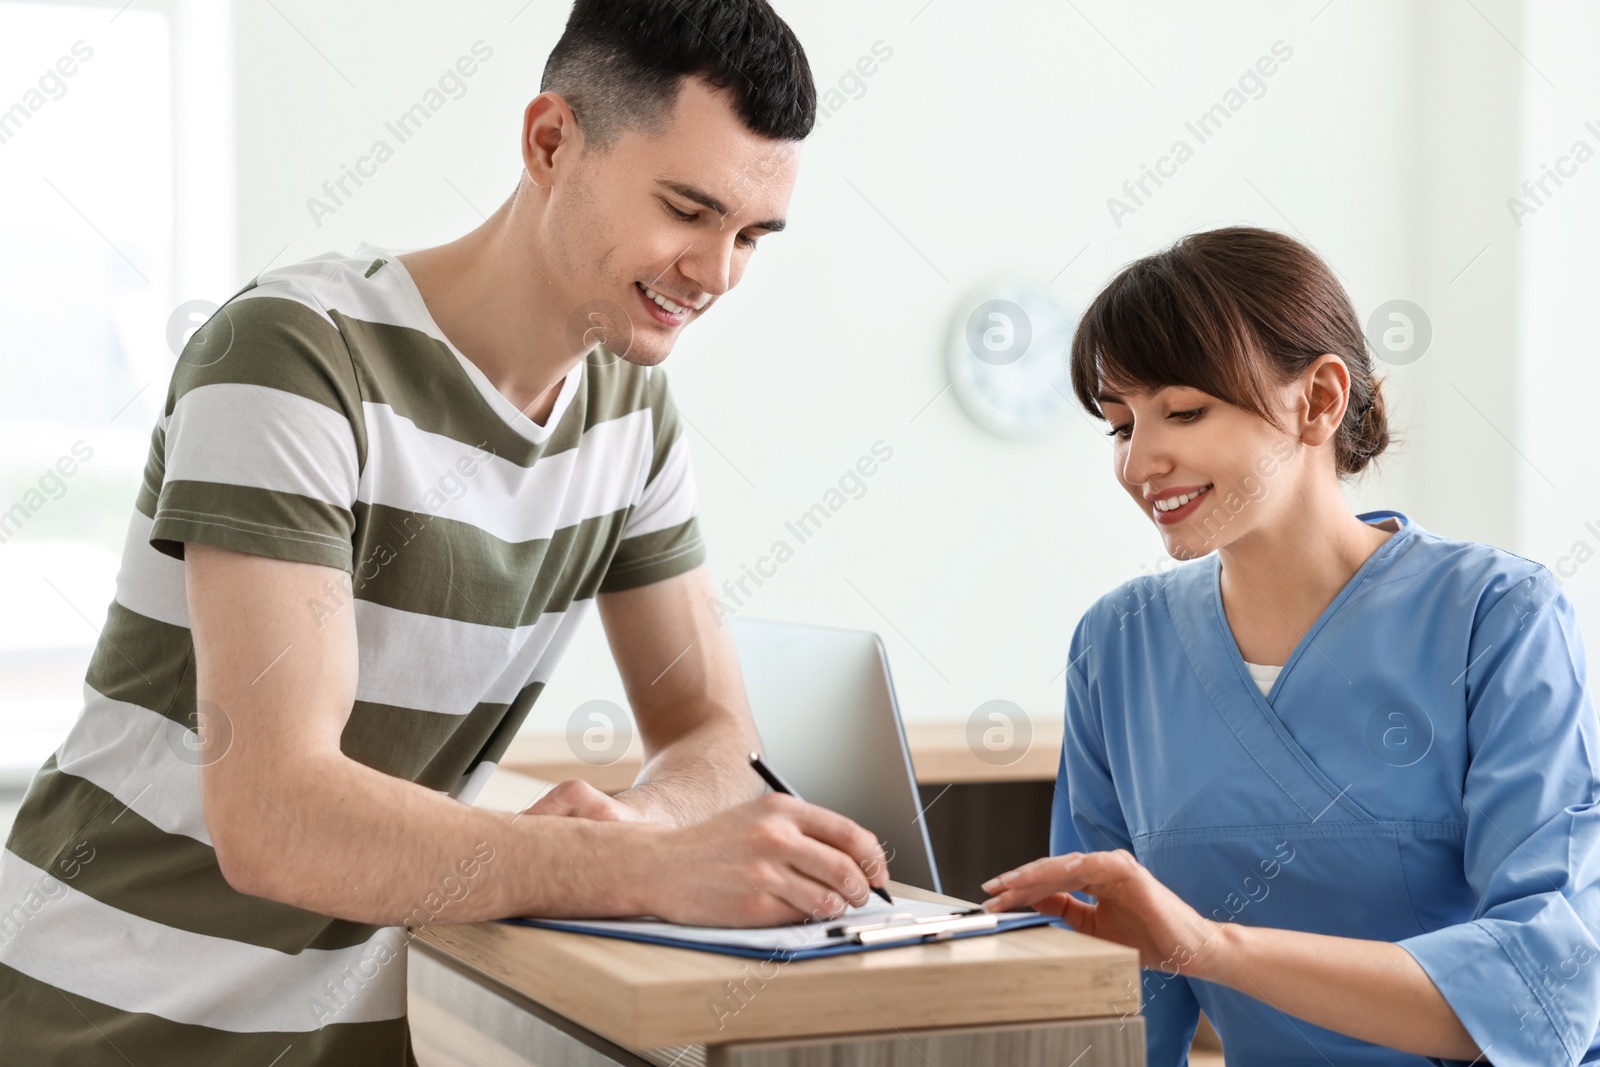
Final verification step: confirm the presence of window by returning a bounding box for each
[0,0,232,783]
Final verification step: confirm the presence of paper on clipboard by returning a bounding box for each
[503,896,1056,960]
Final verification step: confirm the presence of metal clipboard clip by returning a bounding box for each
[825,907,998,946]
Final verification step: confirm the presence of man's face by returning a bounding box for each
[541,77,800,368]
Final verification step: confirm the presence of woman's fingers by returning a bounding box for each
[1020,891,1079,919]
[984,886,1073,913]
[982,881,1060,912]
[1011,890,1094,926]
[1051,892,1097,930]
[983,851,1216,975]
[1028,891,1071,918]
[981,852,1087,897]
[981,850,1150,913]
[980,885,1099,935]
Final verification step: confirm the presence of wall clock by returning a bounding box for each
[946,279,1077,440]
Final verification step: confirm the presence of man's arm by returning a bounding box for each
[189,545,885,927]
[597,565,764,824]
[190,543,656,925]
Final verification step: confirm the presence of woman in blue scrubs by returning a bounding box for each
[981,227,1600,1066]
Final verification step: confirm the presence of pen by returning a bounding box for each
[749,752,894,905]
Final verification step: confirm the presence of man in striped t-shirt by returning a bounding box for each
[0,2,890,1063]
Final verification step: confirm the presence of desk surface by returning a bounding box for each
[416,880,1137,1050]
[501,718,1065,793]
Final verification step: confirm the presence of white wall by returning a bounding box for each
[1516,1,1600,657]
[227,0,1576,742]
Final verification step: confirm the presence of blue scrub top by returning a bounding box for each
[1052,511,1600,1066]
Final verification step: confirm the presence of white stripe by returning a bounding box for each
[228,273,338,328]
[449,761,497,805]
[231,252,384,332]
[240,248,433,344]
[113,508,190,629]
[621,432,699,540]
[179,262,664,546]
[551,411,653,533]
[357,403,651,544]
[55,683,212,846]
[0,849,407,1031]
[352,599,590,713]
[51,610,582,843]
[164,383,358,507]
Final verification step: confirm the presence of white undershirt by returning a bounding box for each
[1244,660,1282,696]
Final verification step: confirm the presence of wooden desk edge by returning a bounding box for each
[415,881,1139,1049]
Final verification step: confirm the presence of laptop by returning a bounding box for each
[727,617,941,893]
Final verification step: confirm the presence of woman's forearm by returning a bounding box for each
[1194,922,1481,1060]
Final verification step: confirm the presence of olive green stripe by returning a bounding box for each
[599,519,706,594]
[4,755,113,868]
[0,960,416,1066]
[147,509,351,572]
[135,421,165,522]
[476,683,543,767]
[170,289,354,411]
[135,476,157,521]
[335,284,649,437]
[136,476,690,629]
[150,480,356,572]
[84,601,192,720]
[165,294,368,467]
[585,359,661,435]
[340,682,542,790]
[335,311,542,468]
[157,482,354,547]
[6,762,381,953]
[334,310,658,466]
[348,502,624,627]
[642,369,687,483]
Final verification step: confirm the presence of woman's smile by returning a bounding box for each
[1147,484,1213,524]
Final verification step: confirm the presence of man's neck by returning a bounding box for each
[398,204,576,426]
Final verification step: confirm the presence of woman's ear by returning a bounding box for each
[1295,354,1351,448]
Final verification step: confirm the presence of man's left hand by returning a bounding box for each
[520,779,647,822]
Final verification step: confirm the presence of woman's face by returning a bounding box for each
[1098,383,1304,561]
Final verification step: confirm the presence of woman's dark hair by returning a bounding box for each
[1068,226,1390,476]
[541,0,816,149]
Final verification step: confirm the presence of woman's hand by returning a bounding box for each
[981,849,1226,978]
[983,852,1482,1060]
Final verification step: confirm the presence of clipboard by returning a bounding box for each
[500,897,1059,961]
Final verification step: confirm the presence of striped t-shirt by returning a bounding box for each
[0,243,706,1065]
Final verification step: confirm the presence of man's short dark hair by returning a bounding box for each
[541,0,816,149]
